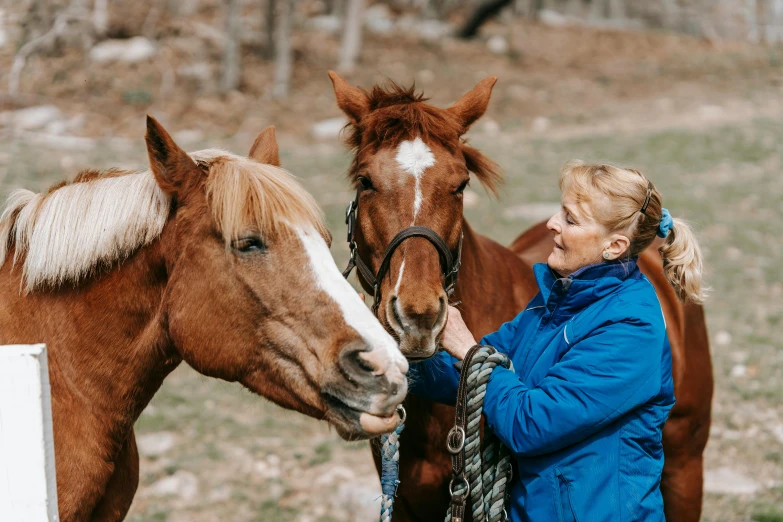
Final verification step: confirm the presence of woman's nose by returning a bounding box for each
[547,213,560,233]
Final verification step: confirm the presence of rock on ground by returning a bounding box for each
[704,467,761,495]
[89,37,157,64]
[148,470,199,500]
[311,117,347,140]
[487,35,509,55]
[0,106,63,131]
[137,431,177,457]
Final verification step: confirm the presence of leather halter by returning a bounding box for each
[342,190,463,314]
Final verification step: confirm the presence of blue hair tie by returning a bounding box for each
[657,208,673,238]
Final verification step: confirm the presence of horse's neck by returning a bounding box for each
[455,219,540,339]
[0,240,180,443]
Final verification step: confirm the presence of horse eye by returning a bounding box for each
[232,237,267,254]
[358,176,375,191]
[455,179,470,195]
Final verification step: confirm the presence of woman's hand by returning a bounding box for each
[441,306,477,360]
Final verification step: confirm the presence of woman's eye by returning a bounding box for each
[455,179,470,195]
[232,237,266,254]
[358,176,375,191]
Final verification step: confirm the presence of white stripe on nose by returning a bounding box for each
[394,260,406,295]
[296,227,407,372]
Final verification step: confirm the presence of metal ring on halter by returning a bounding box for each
[447,426,466,454]
[448,476,470,497]
[396,404,407,425]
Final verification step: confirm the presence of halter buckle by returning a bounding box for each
[345,201,356,243]
[345,200,355,224]
[447,426,466,454]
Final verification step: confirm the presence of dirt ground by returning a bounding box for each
[1,8,782,522]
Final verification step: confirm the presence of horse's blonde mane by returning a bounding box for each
[0,149,326,292]
[193,149,328,245]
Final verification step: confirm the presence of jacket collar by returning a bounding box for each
[534,258,641,312]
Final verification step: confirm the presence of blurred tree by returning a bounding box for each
[457,0,514,38]
[589,0,627,19]
[264,0,277,60]
[10,0,94,95]
[338,0,364,72]
[766,0,783,43]
[93,0,108,36]
[272,0,293,98]
[21,0,53,43]
[221,0,242,92]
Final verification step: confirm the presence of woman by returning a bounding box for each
[411,162,705,522]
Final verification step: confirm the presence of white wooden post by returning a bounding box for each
[0,345,59,522]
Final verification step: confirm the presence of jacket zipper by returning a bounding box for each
[556,470,580,522]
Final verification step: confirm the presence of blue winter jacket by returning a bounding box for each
[410,259,675,522]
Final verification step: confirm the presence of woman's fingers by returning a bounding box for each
[442,305,476,360]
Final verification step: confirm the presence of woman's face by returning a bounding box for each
[546,190,611,277]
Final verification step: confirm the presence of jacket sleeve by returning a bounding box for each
[409,297,539,406]
[408,350,461,406]
[481,311,665,458]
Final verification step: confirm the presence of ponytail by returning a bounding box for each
[658,217,706,304]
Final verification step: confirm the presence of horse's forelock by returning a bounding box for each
[343,81,504,194]
[344,81,463,163]
[201,152,328,245]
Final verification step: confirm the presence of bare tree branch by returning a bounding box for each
[9,6,92,95]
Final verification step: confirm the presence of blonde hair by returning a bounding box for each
[559,161,705,304]
[0,150,327,292]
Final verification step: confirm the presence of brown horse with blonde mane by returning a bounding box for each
[0,116,408,521]
[328,72,712,522]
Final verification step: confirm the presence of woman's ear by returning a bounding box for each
[605,234,631,260]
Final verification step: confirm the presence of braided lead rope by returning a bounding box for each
[446,347,514,522]
[379,407,406,522]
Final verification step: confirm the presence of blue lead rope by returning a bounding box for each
[379,406,406,522]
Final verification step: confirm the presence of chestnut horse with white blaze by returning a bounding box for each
[0,117,407,522]
[328,72,712,522]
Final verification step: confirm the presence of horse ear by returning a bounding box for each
[145,115,200,196]
[328,70,370,124]
[447,76,498,133]
[249,126,281,166]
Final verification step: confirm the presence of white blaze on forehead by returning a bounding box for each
[395,137,436,222]
[296,227,407,370]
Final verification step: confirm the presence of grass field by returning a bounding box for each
[2,114,782,521]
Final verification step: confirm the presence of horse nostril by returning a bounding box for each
[354,352,376,374]
[387,296,406,333]
[340,342,381,381]
[433,296,447,330]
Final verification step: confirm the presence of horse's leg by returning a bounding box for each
[90,432,140,522]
